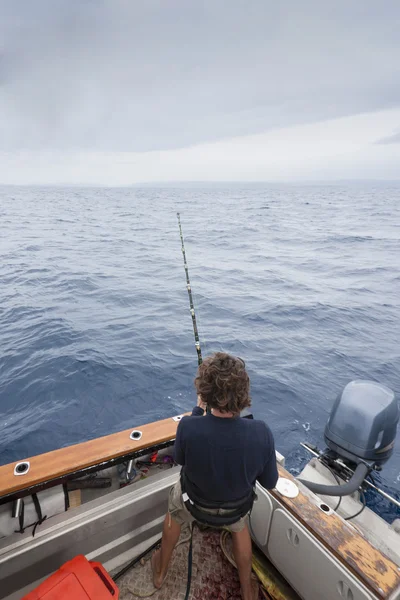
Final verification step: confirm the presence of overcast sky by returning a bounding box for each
[0,0,399,184]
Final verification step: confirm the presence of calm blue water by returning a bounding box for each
[0,183,399,520]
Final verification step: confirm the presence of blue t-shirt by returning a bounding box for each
[174,407,279,503]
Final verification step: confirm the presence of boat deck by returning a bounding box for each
[119,526,245,600]
[118,527,251,600]
[118,525,298,600]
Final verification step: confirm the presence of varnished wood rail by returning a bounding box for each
[271,465,400,599]
[0,414,185,499]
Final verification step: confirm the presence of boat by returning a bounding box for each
[0,379,399,600]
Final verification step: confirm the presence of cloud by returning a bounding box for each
[376,131,400,145]
[1,0,400,155]
[0,1,399,182]
[1,108,399,185]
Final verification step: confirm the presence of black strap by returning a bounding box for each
[184,525,194,600]
[31,493,47,537]
[14,495,48,537]
[183,499,253,527]
[32,494,43,522]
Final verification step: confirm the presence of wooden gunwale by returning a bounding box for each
[0,415,399,598]
[0,414,188,501]
[271,465,400,599]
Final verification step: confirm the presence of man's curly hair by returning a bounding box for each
[194,352,251,414]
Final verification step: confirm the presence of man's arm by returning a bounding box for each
[191,395,207,416]
[257,426,279,490]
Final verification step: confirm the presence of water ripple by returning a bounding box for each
[0,183,399,521]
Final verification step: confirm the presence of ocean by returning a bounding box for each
[0,182,399,521]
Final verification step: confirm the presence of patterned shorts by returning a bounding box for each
[167,480,247,533]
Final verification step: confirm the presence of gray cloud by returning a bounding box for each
[1,0,400,153]
[376,131,400,144]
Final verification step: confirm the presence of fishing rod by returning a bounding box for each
[177,213,203,366]
[177,213,205,600]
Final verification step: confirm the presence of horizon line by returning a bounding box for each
[1,178,400,189]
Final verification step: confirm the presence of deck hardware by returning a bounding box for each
[14,461,30,476]
[337,581,353,599]
[275,477,299,498]
[130,430,143,441]
[173,415,184,422]
[125,459,136,482]
[12,498,23,518]
[319,502,333,514]
[301,442,400,509]
[286,528,300,546]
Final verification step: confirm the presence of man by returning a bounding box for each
[152,352,279,600]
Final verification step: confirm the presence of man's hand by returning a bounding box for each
[197,395,207,411]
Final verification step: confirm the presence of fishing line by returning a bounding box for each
[176,212,204,366]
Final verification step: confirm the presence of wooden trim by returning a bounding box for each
[0,414,187,499]
[271,465,400,599]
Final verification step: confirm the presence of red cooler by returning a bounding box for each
[23,555,119,599]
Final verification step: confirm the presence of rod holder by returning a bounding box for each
[12,498,23,518]
[14,461,30,476]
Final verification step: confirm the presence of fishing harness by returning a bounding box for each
[180,469,256,527]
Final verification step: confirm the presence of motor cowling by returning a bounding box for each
[324,380,399,466]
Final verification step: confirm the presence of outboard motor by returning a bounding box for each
[325,380,398,466]
[300,380,399,497]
